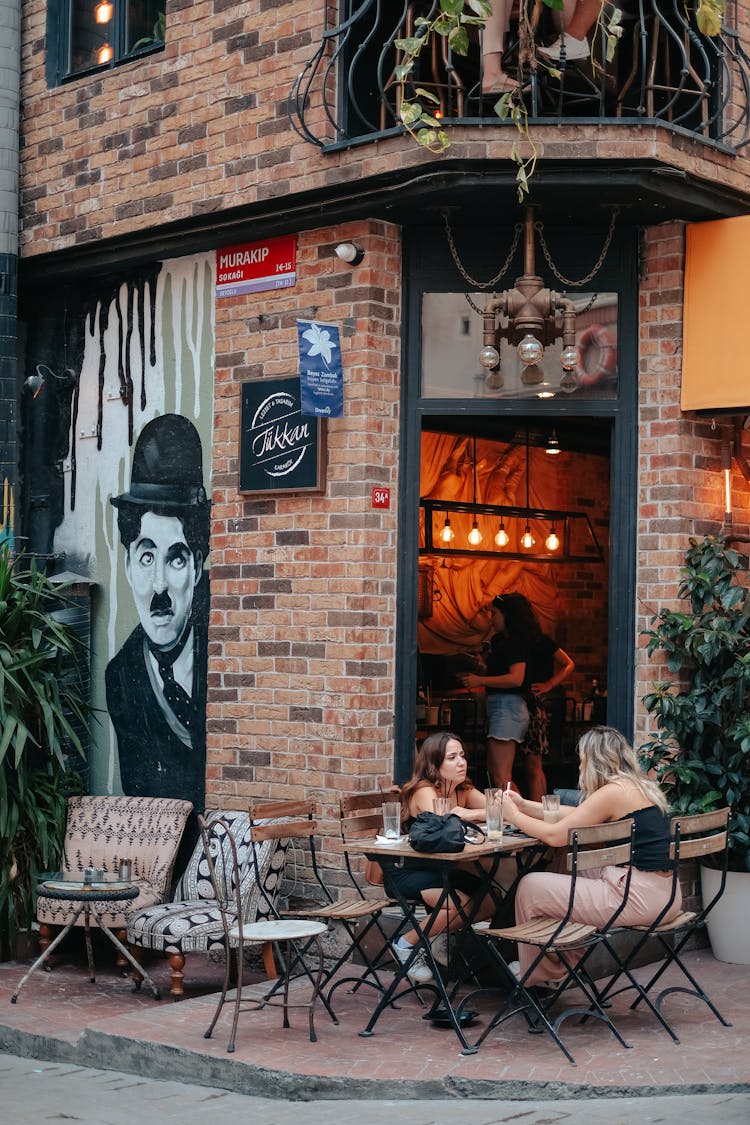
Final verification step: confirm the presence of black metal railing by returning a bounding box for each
[288,0,750,151]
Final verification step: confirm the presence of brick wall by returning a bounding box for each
[19,1,750,258]
[633,222,750,750]
[207,218,401,889]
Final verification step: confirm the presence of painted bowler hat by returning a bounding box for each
[111,414,208,510]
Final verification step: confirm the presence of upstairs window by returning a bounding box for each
[49,1,165,80]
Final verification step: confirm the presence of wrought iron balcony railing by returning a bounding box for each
[289,0,750,152]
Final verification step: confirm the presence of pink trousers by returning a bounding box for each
[515,865,682,985]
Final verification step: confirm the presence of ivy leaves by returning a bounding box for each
[641,536,750,871]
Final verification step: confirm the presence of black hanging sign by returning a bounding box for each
[239,376,326,495]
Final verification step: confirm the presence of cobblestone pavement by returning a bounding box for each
[3,1056,750,1125]
[1,943,749,1102]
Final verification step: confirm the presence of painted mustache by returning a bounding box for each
[150,590,173,615]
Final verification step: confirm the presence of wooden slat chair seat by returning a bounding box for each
[282,789,403,1018]
[463,819,636,1066]
[593,807,732,1043]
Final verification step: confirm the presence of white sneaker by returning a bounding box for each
[430,932,450,967]
[392,941,433,984]
[508,959,521,980]
[539,36,590,62]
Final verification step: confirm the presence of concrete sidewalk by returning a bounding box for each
[1,942,748,1101]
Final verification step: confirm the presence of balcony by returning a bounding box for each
[289,0,750,154]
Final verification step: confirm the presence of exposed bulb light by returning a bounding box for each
[545,430,561,455]
[521,525,535,550]
[97,43,113,63]
[537,390,555,399]
[545,526,560,552]
[95,1,114,22]
[440,515,455,544]
[494,521,509,547]
[468,519,483,547]
[479,344,500,370]
[517,333,544,366]
[560,368,580,392]
[561,344,578,370]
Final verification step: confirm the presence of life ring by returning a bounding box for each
[577,324,617,386]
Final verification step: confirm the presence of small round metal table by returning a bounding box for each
[11,880,161,1002]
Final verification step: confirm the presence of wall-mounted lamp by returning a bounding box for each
[334,242,365,267]
[721,439,733,529]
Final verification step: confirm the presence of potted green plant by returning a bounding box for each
[0,547,88,961]
[640,534,750,963]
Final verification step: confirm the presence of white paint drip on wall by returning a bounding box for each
[52,252,215,793]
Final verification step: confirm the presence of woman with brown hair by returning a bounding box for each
[388,732,494,983]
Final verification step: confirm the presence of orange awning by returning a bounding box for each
[682,216,750,412]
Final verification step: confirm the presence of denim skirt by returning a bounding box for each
[486,692,529,742]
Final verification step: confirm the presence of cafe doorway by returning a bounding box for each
[413,416,611,794]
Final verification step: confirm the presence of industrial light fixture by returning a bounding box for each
[95,1,114,22]
[420,430,601,563]
[478,207,580,396]
[97,43,113,64]
[545,429,561,455]
[334,242,365,266]
[467,436,483,546]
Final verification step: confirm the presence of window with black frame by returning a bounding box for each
[61,0,165,77]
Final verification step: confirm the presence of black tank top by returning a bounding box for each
[630,806,671,871]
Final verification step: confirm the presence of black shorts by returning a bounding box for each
[383,859,483,902]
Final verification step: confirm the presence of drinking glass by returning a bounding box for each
[484,789,504,839]
[432,797,452,816]
[542,794,561,822]
[381,801,402,839]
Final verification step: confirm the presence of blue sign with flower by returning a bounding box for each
[297,319,344,418]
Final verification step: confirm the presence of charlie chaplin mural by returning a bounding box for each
[105,415,210,818]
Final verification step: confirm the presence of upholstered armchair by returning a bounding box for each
[127,809,289,999]
[36,794,192,959]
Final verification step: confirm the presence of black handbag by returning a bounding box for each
[408,811,485,853]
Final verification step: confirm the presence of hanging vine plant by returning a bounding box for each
[395,0,724,198]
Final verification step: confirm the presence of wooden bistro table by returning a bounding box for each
[12,878,162,1003]
[347,829,542,1049]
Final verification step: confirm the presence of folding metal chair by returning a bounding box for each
[280,789,400,1019]
[199,804,328,1052]
[593,807,732,1043]
[462,819,635,1065]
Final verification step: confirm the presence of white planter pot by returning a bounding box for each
[700,865,750,965]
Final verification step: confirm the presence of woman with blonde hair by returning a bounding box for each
[502,726,680,986]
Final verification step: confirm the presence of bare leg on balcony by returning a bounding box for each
[482,0,520,93]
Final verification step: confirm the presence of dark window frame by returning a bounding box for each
[46,0,165,87]
[395,222,639,782]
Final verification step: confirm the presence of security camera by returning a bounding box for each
[334,242,365,266]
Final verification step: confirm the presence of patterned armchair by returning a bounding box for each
[127,809,289,998]
[37,795,192,958]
